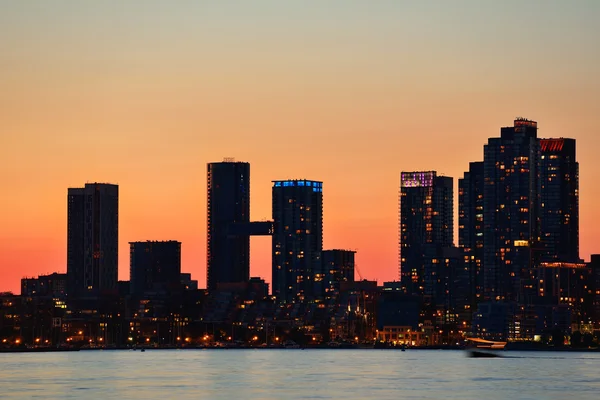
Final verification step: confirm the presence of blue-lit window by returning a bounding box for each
[274,182,282,187]
[298,181,305,186]
[306,181,312,187]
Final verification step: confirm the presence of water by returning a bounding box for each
[1,349,599,399]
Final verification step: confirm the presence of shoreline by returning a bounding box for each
[2,345,599,353]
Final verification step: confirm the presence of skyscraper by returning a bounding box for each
[206,160,250,291]
[272,180,323,303]
[458,162,484,320]
[129,241,182,296]
[540,138,579,262]
[483,118,540,303]
[67,183,119,298]
[399,171,453,298]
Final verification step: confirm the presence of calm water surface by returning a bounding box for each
[1,349,599,399]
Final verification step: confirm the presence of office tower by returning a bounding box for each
[322,249,356,297]
[272,180,323,303]
[129,241,182,296]
[483,118,540,303]
[540,138,579,262]
[67,183,119,298]
[399,171,453,297]
[458,161,484,322]
[206,160,250,291]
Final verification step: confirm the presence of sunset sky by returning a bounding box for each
[1,1,599,293]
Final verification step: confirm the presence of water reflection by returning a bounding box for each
[1,350,599,399]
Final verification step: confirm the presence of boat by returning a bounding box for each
[466,338,506,358]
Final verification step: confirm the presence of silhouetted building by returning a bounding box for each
[472,302,517,341]
[118,280,130,297]
[535,262,592,325]
[249,277,269,299]
[540,138,579,262]
[272,180,323,303]
[588,255,600,324]
[483,119,540,303]
[215,277,269,299]
[206,160,250,291]
[322,249,355,297]
[399,171,453,297]
[180,273,199,291]
[67,183,118,298]
[129,241,182,296]
[21,273,67,297]
[377,291,420,330]
[458,161,484,324]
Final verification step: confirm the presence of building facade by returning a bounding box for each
[206,160,250,291]
[272,180,323,303]
[482,119,541,303]
[322,249,356,298]
[21,273,67,297]
[67,183,119,298]
[458,161,485,325]
[399,171,453,296]
[129,241,182,296]
[539,138,579,262]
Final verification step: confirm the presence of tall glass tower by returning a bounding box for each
[206,160,250,291]
[483,118,540,303]
[399,171,454,298]
[540,138,579,262]
[272,180,323,303]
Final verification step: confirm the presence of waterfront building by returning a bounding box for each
[482,118,540,303]
[67,183,119,298]
[206,160,250,290]
[539,138,579,262]
[272,179,323,303]
[129,241,182,296]
[458,161,484,326]
[322,249,355,298]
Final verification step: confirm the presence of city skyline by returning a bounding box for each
[2,2,600,293]
[1,125,598,293]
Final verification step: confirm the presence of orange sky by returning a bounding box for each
[1,2,599,292]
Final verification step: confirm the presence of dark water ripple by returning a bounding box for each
[0,350,599,399]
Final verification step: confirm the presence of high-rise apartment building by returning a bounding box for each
[322,249,356,297]
[458,162,485,320]
[272,180,323,303]
[67,183,119,298]
[399,171,453,298]
[540,138,579,262]
[129,241,182,296]
[206,160,250,291]
[483,118,540,303]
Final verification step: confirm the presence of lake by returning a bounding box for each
[1,349,599,399]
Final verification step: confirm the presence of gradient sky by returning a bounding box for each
[1,1,599,293]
